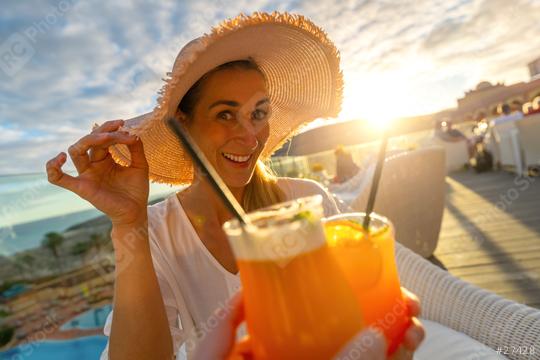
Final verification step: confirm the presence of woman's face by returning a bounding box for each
[181,68,271,188]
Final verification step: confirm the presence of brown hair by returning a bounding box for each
[177,59,285,212]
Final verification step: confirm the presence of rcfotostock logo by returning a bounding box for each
[261,225,311,268]
[0,33,36,77]
[0,0,76,78]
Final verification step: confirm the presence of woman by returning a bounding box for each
[46,12,424,359]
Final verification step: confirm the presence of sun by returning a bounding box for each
[302,63,431,134]
[339,57,434,131]
[339,72,404,130]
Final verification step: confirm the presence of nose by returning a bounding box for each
[234,120,259,151]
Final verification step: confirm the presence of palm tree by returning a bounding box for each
[41,232,64,273]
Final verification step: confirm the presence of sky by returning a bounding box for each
[0,0,539,175]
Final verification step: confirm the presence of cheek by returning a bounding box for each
[256,123,270,149]
[189,122,228,157]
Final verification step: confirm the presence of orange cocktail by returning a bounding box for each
[223,195,364,360]
[323,213,410,355]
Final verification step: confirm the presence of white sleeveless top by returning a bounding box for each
[100,177,340,359]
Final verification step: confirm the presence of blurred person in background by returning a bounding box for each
[333,146,361,184]
[490,103,523,126]
[434,119,477,158]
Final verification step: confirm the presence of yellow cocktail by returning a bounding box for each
[323,213,410,355]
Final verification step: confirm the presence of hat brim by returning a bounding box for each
[106,11,343,186]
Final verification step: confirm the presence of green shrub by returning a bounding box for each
[0,326,15,347]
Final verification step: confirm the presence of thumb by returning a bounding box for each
[46,152,81,194]
[333,327,387,360]
[127,135,148,169]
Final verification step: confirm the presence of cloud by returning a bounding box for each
[0,124,26,143]
[1,0,539,174]
[422,0,540,72]
[291,0,540,119]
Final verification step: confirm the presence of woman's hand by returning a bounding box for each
[46,120,150,227]
[192,288,425,360]
[390,287,425,359]
[335,288,425,360]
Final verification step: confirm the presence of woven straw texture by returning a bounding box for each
[102,11,343,186]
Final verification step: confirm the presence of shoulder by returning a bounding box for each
[512,112,524,120]
[276,177,339,217]
[144,198,170,239]
[145,194,186,259]
[147,195,174,224]
[276,176,326,193]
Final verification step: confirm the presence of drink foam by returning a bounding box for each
[223,195,327,261]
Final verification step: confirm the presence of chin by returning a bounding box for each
[224,174,253,189]
[218,158,258,189]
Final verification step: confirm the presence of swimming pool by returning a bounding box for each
[60,304,112,330]
[0,335,107,360]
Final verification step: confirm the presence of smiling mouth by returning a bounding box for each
[222,152,253,164]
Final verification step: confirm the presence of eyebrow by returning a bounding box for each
[208,98,269,110]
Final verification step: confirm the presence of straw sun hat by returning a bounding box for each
[94,11,344,186]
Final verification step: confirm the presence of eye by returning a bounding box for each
[252,109,268,121]
[217,110,234,121]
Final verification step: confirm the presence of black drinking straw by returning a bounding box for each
[362,130,389,230]
[166,118,249,225]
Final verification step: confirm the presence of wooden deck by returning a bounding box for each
[434,170,540,309]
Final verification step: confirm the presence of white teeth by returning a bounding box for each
[222,152,251,163]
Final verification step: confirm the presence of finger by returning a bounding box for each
[90,131,131,162]
[68,140,91,175]
[90,120,126,161]
[82,132,138,151]
[401,287,421,317]
[402,317,425,351]
[91,119,125,134]
[389,346,414,360]
[89,146,108,163]
[71,132,138,172]
[46,152,80,193]
[332,327,387,360]
[79,131,136,160]
[126,135,148,169]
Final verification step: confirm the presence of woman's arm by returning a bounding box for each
[45,120,173,359]
[108,216,173,360]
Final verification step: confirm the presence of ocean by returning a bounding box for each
[0,125,467,256]
[0,172,181,256]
